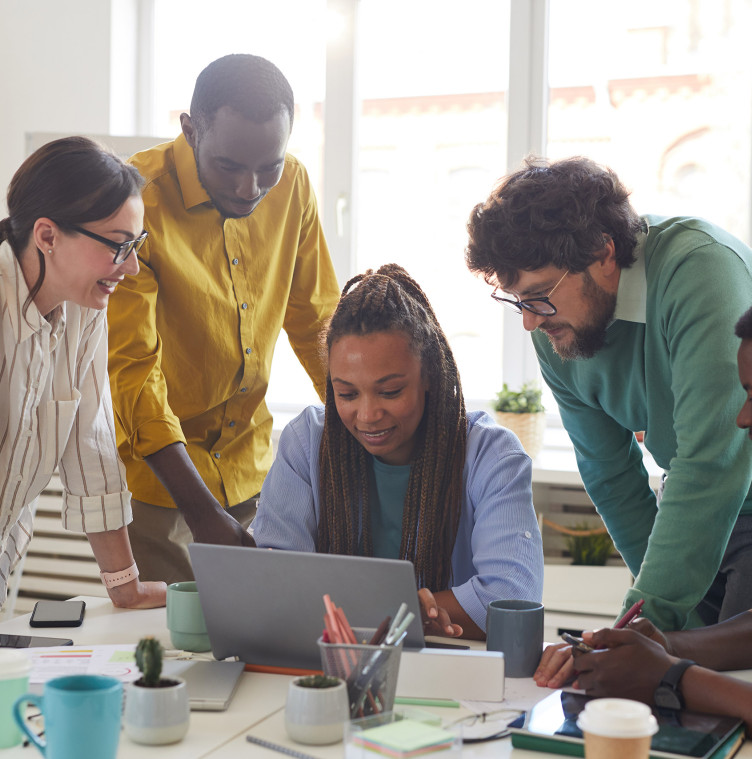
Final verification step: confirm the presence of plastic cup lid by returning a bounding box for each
[577,698,659,738]
[0,649,33,679]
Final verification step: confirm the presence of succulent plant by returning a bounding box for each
[135,636,164,687]
[295,674,341,689]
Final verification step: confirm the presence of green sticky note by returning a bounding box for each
[109,651,136,662]
[354,719,454,757]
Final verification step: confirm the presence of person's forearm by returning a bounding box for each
[144,442,256,548]
[665,610,752,670]
[681,666,752,734]
[433,590,485,640]
[86,527,166,608]
[145,442,224,519]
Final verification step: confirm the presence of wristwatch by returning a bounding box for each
[654,658,696,710]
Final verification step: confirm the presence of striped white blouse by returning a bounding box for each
[0,242,132,604]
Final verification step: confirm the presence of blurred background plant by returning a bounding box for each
[565,521,615,566]
[494,382,544,414]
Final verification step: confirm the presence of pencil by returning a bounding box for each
[614,598,644,629]
[246,735,320,759]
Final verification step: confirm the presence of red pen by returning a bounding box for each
[614,598,645,629]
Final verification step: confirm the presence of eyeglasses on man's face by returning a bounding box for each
[491,270,569,316]
[64,224,148,264]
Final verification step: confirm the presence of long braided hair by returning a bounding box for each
[317,264,467,592]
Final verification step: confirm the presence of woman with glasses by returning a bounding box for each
[0,136,165,611]
[252,264,543,639]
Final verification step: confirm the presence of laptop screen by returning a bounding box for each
[189,544,425,669]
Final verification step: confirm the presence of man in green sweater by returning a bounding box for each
[465,156,752,636]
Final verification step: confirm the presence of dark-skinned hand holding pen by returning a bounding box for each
[533,598,646,689]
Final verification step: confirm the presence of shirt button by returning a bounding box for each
[214,452,221,459]
[232,258,239,265]
[524,530,532,539]
[246,347,252,354]
[241,303,248,310]
[229,421,236,428]
[240,387,248,393]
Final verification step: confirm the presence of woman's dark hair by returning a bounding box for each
[318,264,467,592]
[465,155,643,289]
[0,135,144,311]
[190,54,294,136]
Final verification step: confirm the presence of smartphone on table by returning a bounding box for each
[29,600,86,628]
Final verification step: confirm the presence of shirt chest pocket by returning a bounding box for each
[41,390,82,475]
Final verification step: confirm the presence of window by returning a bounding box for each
[354,0,511,401]
[150,0,752,418]
[547,0,752,243]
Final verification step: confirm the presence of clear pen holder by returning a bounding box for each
[318,627,402,718]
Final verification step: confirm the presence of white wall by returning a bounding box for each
[0,0,141,211]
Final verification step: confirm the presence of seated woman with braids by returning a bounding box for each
[252,265,543,639]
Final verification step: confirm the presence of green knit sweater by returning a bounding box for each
[534,215,752,630]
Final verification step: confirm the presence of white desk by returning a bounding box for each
[1,597,749,758]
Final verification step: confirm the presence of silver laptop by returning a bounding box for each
[161,659,245,711]
[188,544,426,670]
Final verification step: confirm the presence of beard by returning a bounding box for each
[541,270,616,361]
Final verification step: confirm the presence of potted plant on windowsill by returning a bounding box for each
[123,636,190,745]
[493,381,546,458]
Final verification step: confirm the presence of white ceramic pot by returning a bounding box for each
[123,677,190,745]
[284,678,349,745]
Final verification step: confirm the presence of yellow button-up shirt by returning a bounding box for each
[107,135,339,508]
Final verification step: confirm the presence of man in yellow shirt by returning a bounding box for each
[107,54,340,583]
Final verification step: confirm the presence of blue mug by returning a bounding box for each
[14,675,122,759]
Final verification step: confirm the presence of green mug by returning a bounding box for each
[0,650,31,748]
[166,581,211,652]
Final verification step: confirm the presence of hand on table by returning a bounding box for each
[573,627,677,703]
[418,588,463,638]
[533,641,577,688]
[107,580,167,608]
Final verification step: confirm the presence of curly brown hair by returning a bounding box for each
[465,155,642,289]
[317,264,466,592]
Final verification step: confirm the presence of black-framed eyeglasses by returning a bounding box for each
[64,224,148,264]
[491,270,568,316]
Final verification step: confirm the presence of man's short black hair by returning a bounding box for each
[735,305,752,340]
[190,54,294,135]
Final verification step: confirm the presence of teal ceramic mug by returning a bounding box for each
[14,675,122,759]
[0,650,32,748]
[166,580,211,652]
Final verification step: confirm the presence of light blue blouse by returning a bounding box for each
[252,407,544,631]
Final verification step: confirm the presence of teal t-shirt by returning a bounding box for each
[368,456,411,559]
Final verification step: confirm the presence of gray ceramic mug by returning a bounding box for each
[486,599,544,678]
